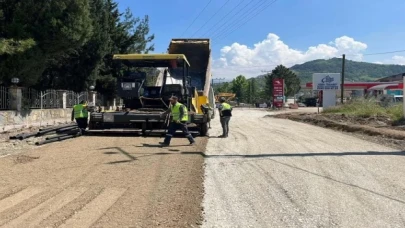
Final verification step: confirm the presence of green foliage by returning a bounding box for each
[0,0,154,98]
[290,58,405,83]
[231,75,248,102]
[0,38,36,55]
[253,58,405,89]
[245,78,257,104]
[323,99,403,121]
[213,82,232,93]
[264,65,301,100]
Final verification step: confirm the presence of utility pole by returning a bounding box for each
[341,54,345,104]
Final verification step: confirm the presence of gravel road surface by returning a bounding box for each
[202,108,405,228]
[0,134,206,227]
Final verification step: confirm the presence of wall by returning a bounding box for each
[0,108,72,133]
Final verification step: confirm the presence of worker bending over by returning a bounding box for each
[218,97,232,138]
[160,96,195,146]
[71,100,88,133]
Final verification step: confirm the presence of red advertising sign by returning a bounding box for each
[272,78,284,108]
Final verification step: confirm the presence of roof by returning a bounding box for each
[375,72,405,82]
[113,54,190,67]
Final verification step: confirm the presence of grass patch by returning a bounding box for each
[323,99,404,121]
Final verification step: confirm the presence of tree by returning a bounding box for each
[214,82,232,93]
[231,75,248,103]
[0,0,155,96]
[0,0,93,86]
[246,78,257,104]
[264,65,301,100]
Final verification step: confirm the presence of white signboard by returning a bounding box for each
[313,73,341,90]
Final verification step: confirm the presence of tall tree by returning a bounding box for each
[0,0,93,86]
[246,78,257,104]
[231,75,248,103]
[264,65,301,100]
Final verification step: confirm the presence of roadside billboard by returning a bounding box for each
[312,73,341,90]
[272,78,284,108]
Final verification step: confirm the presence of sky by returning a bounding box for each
[117,0,405,80]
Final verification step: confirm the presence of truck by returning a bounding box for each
[87,38,215,136]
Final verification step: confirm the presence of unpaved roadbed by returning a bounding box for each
[202,109,405,227]
[273,112,405,150]
[0,135,206,227]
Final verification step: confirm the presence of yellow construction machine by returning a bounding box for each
[88,39,215,136]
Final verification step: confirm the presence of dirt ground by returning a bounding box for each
[273,112,405,150]
[0,134,206,227]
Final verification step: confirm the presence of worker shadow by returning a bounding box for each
[101,147,137,164]
[136,143,187,150]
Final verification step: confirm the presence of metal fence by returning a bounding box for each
[21,88,61,109]
[0,86,110,110]
[0,86,10,110]
[66,91,89,108]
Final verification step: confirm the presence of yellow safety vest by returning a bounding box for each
[83,106,88,118]
[221,102,231,110]
[171,102,188,122]
[73,104,85,119]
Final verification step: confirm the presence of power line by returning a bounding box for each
[205,0,257,39]
[213,0,278,44]
[191,0,232,38]
[181,0,213,37]
[201,0,246,37]
[212,0,269,40]
[359,49,405,56]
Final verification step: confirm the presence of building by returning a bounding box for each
[375,72,405,82]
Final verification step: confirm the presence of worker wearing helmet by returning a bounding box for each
[218,97,232,138]
[71,100,88,133]
[159,96,195,146]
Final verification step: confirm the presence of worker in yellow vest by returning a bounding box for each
[71,100,88,132]
[218,97,232,138]
[159,96,195,146]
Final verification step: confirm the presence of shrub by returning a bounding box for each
[323,98,403,120]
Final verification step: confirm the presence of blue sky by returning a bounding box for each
[117,0,405,78]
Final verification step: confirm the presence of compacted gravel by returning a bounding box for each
[202,108,405,228]
[0,134,206,227]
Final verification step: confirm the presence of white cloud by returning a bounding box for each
[390,55,405,65]
[212,33,369,79]
[372,55,405,65]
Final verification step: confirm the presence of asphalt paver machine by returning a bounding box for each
[88,53,213,136]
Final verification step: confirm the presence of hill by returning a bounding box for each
[253,58,405,85]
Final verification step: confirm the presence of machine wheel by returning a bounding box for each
[199,122,209,136]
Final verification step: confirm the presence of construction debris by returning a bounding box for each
[8,123,81,146]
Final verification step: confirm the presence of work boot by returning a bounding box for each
[190,141,196,146]
[159,142,169,147]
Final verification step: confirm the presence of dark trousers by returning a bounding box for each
[220,116,231,136]
[164,122,195,145]
[75,117,88,131]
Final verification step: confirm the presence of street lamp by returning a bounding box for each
[89,85,96,106]
[11,77,19,85]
